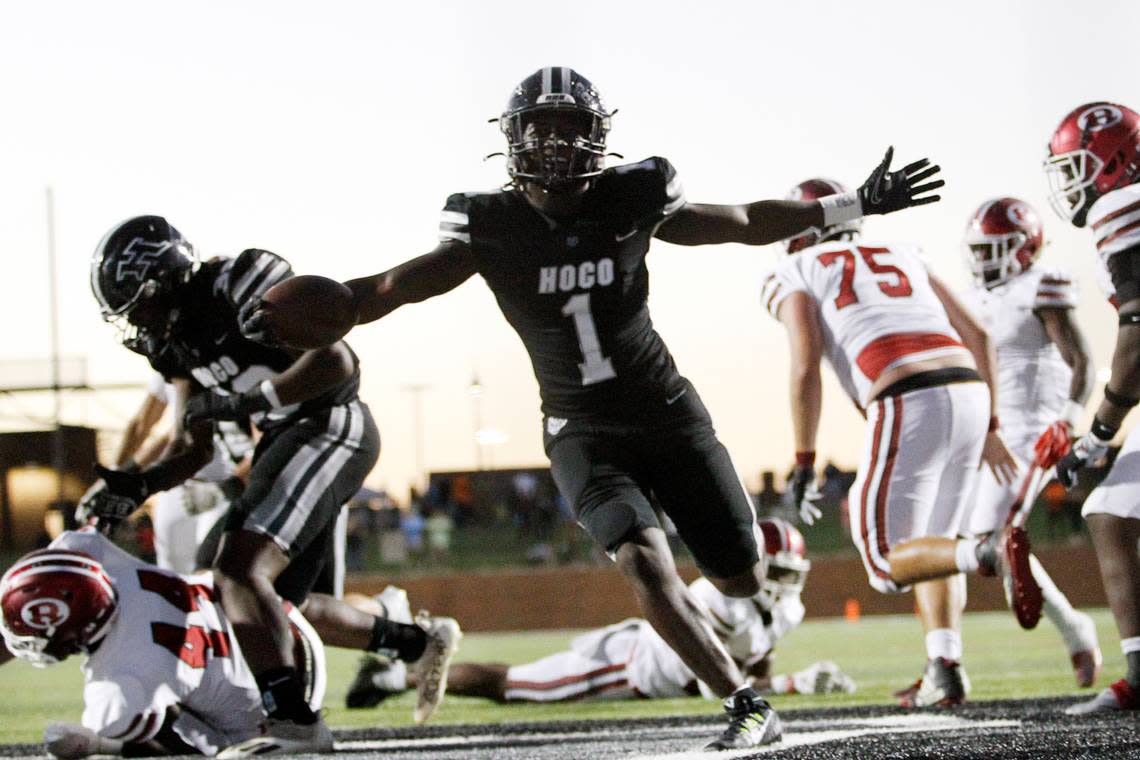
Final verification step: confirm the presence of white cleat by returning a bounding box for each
[217,717,334,756]
[412,612,462,725]
[1065,679,1140,715]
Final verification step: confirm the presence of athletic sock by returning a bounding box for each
[955,538,981,573]
[255,666,317,724]
[369,616,428,662]
[1030,554,1082,648]
[1122,637,1140,690]
[925,628,962,662]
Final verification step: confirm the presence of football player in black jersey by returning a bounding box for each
[84,216,461,755]
[247,66,943,750]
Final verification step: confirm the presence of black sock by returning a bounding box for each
[255,666,317,724]
[368,616,427,662]
[1126,651,1140,691]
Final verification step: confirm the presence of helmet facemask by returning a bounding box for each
[964,230,1030,288]
[502,106,610,191]
[1044,149,1101,227]
[754,550,811,610]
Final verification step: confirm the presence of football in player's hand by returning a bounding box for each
[250,275,358,349]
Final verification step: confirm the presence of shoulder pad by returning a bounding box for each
[605,157,686,221]
[1030,266,1079,309]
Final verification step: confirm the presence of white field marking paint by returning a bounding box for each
[630,715,1022,759]
[331,715,1020,755]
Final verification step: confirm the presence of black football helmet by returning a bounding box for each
[499,67,613,190]
[89,215,196,353]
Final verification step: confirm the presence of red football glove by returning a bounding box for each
[1033,421,1073,468]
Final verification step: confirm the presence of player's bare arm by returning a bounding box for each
[655,147,943,247]
[346,240,478,325]
[929,273,1019,483]
[776,291,825,524]
[1039,306,1094,406]
[1093,295,1140,431]
[113,392,167,468]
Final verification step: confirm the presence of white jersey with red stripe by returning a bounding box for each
[1088,182,1140,304]
[762,240,969,408]
[53,530,324,755]
[504,580,803,701]
[958,267,1077,440]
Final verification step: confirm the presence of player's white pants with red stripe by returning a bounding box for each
[966,430,1040,535]
[1083,423,1140,520]
[503,619,693,701]
[849,382,988,594]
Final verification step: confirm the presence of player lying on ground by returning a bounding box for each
[347,519,854,707]
[243,65,941,751]
[765,177,1023,708]
[86,217,460,755]
[1046,101,1140,715]
[0,529,325,758]
[957,196,1101,686]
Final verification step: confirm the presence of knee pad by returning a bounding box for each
[579,501,644,558]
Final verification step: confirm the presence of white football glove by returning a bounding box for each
[778,661,857,695]
[44,723,123,759]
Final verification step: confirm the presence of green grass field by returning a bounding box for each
[0,610,1120,744]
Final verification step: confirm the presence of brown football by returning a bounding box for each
[259,275,358,349]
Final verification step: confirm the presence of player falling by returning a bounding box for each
[243,66,943,750]
[958,196,1101,686]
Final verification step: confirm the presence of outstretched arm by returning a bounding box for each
[655,147,942,247]
[777,292,824,455]
[346,240,478,325]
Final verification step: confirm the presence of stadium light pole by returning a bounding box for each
[401,383,431,491]
[468,373,484,470]
[46,186,66,505]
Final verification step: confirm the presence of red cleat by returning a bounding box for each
[1001,527,1042,630]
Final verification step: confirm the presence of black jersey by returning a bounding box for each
[441,157,689,418]
[147,249,361,429]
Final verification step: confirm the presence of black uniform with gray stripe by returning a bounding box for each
[147,249,379,603]
[441,158,759,577]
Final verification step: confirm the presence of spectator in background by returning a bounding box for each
[425,508,454,561]
[402,505,426,564]
[756,472,782,517]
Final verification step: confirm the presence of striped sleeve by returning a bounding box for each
[1092,191,1140,258]
[439,194,471,244]
[658,158,686,218]
[1033,268,1078,309]
[761,260,805,319]
[217,249,294,310]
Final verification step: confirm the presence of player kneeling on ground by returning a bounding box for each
[346,519,855,707]
[0,528,324,758]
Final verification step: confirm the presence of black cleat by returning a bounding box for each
[704,688,782,750]
[345,655,405,709]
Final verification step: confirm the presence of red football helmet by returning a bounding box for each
[1045,101,1140,227]
[0,549,118,667]
[756,517,811,608]
[784,178,862,253]
[963,197,1044,288]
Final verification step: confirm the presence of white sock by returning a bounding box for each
[1029,554,1085,649]
[925,628,962,662]
[1121,637,1140,655]
[954,538,980,573]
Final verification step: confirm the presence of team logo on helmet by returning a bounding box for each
[115,238,173,284]
[20,598,69,631]
[1078,104,1123,133]
[1006,201,1031,225]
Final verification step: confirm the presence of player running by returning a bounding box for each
[244,66,942,750]
[347,518,854,707]
[958,196,1101,686]
[765,177,1022,708]
[0,528,324,757]
[1045,101,1140,715]
[85,217,459,754]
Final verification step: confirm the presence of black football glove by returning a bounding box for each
[75,464,149,532]
[183,387,274,428]
[857,146,944,216]
[785,465,823,525]
[1056,430,1112,489]
[238,296,280,347]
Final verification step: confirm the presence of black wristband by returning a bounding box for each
[1091,417,1120,442]
[1105,387,1140,409]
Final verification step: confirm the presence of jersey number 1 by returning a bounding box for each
[562,293,616,385]
[817,246,912,309]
